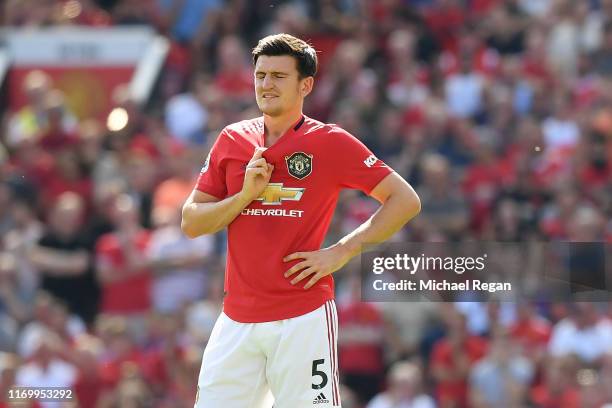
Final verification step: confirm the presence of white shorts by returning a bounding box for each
[195,300,341,408]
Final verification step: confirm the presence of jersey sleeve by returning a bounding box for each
[331,128,393,194]
[195,129,229,199]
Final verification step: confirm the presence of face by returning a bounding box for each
[50,197,84,237]
[254,55,312,117]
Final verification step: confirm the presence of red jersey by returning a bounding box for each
[196,116,392,322]
[431,336,488,407]
[338,301,385,374]
[95,231,152,314]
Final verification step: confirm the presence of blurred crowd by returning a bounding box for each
[1,0,612,407]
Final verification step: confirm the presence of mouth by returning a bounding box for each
[262,94,278,99]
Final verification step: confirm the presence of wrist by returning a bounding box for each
[236,190,255,208]
[333,241,357,264]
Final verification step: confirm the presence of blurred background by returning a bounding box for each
[0,0,611,407]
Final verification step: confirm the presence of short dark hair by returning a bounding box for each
[252,33,318,78]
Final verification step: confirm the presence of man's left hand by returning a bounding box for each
[283,245,352,289]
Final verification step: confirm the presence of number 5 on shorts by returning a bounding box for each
[311,359,328,390]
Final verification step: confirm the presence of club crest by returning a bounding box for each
[285,152,313,179]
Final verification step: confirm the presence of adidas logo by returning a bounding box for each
[313,392,329,404]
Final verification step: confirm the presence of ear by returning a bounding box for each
[301,77,314,97]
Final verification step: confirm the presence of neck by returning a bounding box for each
[263,108,303,143]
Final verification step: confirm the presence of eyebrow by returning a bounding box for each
[254,71,290,75]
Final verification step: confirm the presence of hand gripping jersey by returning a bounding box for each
[196,116,392,322]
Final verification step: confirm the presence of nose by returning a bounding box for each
[261,74,273,89]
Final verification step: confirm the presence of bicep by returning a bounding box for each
[184,189,221,206]
[369,172,417,204]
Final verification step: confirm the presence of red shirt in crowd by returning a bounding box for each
[95,230,152,314]
[196,116,392,322]
[431,335,488,408]
[461,162,503,232]
[337,301,385,375]
[530,385,580,408]
[511,316,552,350]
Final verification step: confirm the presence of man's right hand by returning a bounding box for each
[240,147,274,204]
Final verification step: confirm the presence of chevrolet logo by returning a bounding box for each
[256,183,304,205]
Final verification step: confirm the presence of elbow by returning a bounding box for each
[180,206,197,238]
[411,192,422,217]
[401,188,421,221]
[181,206,214,238]
[181,216,200,239]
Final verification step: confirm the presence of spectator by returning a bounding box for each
[77,119,107,180]
[124,152,158,229]
[469,327,534,407]
[29,192,99,325]
[184,273,224,347]
[548,302,612,365]
[484,5,526,56]
[530,356,580,408]
[546,1,582,78]
[15,330,78,408]
[164,73,210,145]
[509,302,552,365]
[430,311,488,408]
[461,134,504,233]
[594,22,612,77]
[337,275,386,403]
[156,0,222,44]
[36,90,79,152]
[541,93,580,150]
[367,361,436,408]
[416,153,468,240]
[152,143,197,215]
[444,54,486,119]
[17,292,85,359]
[212,36,254,107]
[0,352,35,408]
[3,199,44,301]
[6,71,53,146]
[147,207,213,313]
[599,354,612,406]
[40,142,93,211]
[95,194,152,317]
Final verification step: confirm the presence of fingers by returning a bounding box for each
[246,167,267,177]
[251,147,266,161]
[289,266,316,285]
[247,158,268,169]
[304,273,324,289]
[283,252,308,262]
[284,260,310,277]
[283,251,328,289]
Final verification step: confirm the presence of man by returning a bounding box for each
[182,33,420,407]
[29,192,99,325]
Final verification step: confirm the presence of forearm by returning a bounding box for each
[149,254,208,274]
[335,191,420,261]
[149,257,185,273]
[30,247,89,276]
[97,265,146,284]
[182,192,250,237]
